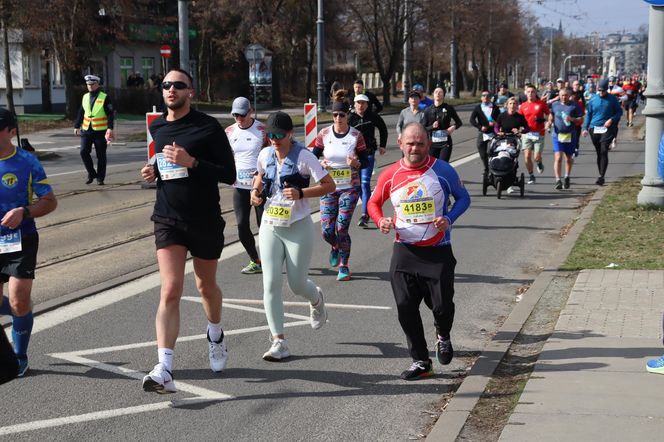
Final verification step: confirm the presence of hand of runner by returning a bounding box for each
[379,216,394,234]
[604,119,613,128]
[141,163,156,183]
[447,126,456,135]
[432,216,449,232]
[282,182,302,200]
[0,208,23,230]
[163,141,194,167]
[346,154,360,169]
[105,129,114,142]
[582,130,589,137]
[379,147,386,155]
[250,189,264,206]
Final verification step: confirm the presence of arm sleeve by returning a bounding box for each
[374,114,388,148]
[74,105,84,129]
[355,132,369,169]
[423,108,435,131]
[104,95,114,129]
[371,93,383,113]
[450,107,463,128]
[197,124,236,185]
[443,166,471,225]
[611,98,623,124]
[367,169,391,225]
[469,107,480,129]
[396,111,404,134]
[583,102,593,130]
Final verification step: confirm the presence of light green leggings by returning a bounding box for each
[259,216,319,335]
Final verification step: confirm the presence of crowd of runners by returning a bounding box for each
[0,68,644,385]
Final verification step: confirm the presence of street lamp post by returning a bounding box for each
[559,55,602,81]
[316,0,326,112]
[244,44,266,119]
[638,3,664,206]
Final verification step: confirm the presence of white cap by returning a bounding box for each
[354,94,369,102]
[231,97,251,115]
[84,74,100,84]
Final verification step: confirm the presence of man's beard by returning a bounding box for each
[166,95,188,111]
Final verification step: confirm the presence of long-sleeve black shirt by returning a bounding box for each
[469,103,501,133]
[422,102,463,147]
[149,109,236,223]
[74,89,115,130]
[496,111,530,134]
[348,109,388,155]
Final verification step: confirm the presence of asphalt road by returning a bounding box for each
[0,109,646,441]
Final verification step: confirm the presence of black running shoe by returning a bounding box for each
[554,180,563,190]
[436,336,454,365]
[400,359,433,380]
[596,176,605,186]
[564,177,570,189]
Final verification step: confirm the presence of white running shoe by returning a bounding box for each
[208,332,228,372]
[142,363,176,393]
[310,287,328,330]
[262,338,290,361]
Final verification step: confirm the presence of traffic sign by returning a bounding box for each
[146,110,161,161]
[160,45,172,58]
[304,102,317,149]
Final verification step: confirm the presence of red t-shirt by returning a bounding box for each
[519,100,550,135]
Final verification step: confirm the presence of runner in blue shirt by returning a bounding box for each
[549,88,584,190]
[0,108,57,377]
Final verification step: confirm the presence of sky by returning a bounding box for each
[522,0,651,36]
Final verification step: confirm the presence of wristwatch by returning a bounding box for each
[192,159,199,168]
[22,206,31,218]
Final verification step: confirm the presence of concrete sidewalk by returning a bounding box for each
[498,269,664,440]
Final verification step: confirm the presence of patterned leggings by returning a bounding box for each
[320,186,360,266]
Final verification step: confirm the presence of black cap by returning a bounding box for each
[265,111,293,135]
[408,90,421,98]
[0,108,17,130]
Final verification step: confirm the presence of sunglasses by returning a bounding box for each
[481,94,490,97]
[332,112,347,118]
[267,132,286,140]
[597,88,606,92]
[161,81,189,90]
[232,113,247,118]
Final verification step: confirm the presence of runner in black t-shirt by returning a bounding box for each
[140,68,236,394]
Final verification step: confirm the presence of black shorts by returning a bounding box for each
[153,216,226,260]
[0,233,39,282]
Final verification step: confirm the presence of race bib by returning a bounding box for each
[482,133,495,141]
[0,228,21,254]
[329,167,352,187]
[398,197,436,224]
[593,126,608,134]
[525,132,540,140]
[234,168,256,189]
[432,130,449,143]
[557,133,572,143]
[263,198,294,227]
[156,153,189,180]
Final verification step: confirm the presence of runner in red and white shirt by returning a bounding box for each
[225,97,269,274]
[518,84,550,183]
[367,122,470,380]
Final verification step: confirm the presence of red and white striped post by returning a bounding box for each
[304,100,317,149]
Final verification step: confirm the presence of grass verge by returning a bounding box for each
[561,175,664,270]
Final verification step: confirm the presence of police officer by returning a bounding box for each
[74,74,114,185]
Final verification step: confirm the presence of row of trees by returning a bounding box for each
[1,0,598,117]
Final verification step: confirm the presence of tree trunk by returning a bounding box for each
[2,18,16,114]
[63,69,79,120]
[381,73,391,106]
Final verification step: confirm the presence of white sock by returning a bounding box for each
[207,321,223,343]
[158,348,174,372]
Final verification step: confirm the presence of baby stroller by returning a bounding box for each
[482,134,525,199]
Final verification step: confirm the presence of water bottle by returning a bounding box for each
[561,111,571,127]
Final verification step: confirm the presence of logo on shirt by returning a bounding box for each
[400,182,429,201]
[1,173,18,189]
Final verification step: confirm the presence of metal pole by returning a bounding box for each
[253,47,257,119]
[638,5,664,206]
[178,0,189,71]
[548,27,553,81]
[535,37,539,85]
[450,0,458,98]
[402,0,410,103]
[316,0,326,112]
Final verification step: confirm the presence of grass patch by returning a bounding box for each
[561,175,664,270]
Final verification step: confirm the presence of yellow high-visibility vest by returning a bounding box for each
[81,91,108,131]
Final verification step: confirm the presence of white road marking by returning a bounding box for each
[219,298,392,310]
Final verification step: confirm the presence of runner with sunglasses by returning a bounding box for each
[225,97,269,274]
[250,111,335,361]
[314,91,369,281]
[140,69,236,393]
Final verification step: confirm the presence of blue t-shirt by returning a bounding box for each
[0,147,52,235]
[551,101,582,134]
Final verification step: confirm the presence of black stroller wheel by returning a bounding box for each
[520,173,525,197]
[482,172,488,196]
[496,179,503,199]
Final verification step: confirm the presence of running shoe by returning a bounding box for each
[17,357,28,377]
[646,355,664,374]
[595,176,605,186]
[536,161,544,174]
[241,260,262,274]
[554,180,563,190]
[329,248,339,267]
[310,287,328,329]
[400,359,434,380]
[357,215,369,228]
[564,177,570,189]
[142,363,177,393]
[337,266,351,281]
[436,336,454,365]
[262,338,290,362]
[208,331,228,372]
[527,174,536,184]
[506,186,517,194]
[610,139,616,150]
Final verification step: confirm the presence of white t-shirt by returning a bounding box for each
[257,146,329,224]
[315,126,366,190]
[225,119,267,189]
